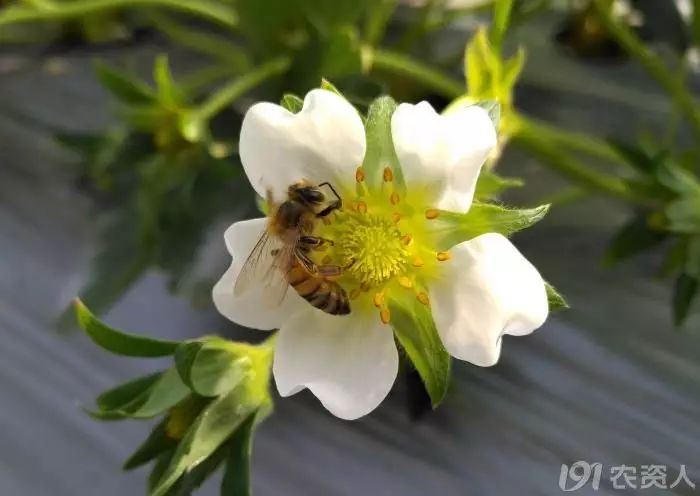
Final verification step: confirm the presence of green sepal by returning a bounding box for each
[320,78,342,95]
[94,60,156,105]
[123,420,175,470]
[474,100,501,130]
[432,203,550,251]
[220,411,258,496]
[389,294,451,408]
[545,282,569,312]
[150,342,273,496]
[280,93,304,113]
[362,96,405,192]
[153,55,183,106]
[673,273,698,327]
[174,337,253,398]
[89,368,191,420]
[96,373,161,411]
[75,299,180,357]
[474,171,523,200]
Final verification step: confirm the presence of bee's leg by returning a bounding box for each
[295,248,343,277]
[317,182,342,203]
[299,235,334,250]
[317,264,343,277]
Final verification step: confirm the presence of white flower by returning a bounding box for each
[214,89,549,420]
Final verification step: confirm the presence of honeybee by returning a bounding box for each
[234,181,351,315]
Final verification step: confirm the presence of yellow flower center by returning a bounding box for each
[311,166,449,324]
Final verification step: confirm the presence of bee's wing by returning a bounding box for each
[234,229,294,307]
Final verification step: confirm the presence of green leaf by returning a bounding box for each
[220,412,257,496]
[150,387,264,496]
[545,282,569,311]
[603,215,667,266]
[154,55,182,106]
[280,93,304,113]
[362,96,404,192]
[94,60,155,105]
[175,338,253,397]
[474,171,523,200]
[320,78,342,95]
[124,420,174,470]
[75,299,180,357]
[96,373,161,411]
[474,100,501,130]
[666,195,700,234]
[432,203,550,251]
[90,368,191,420]
[606,139,659,174]
[656,163,700,196]
[320,26,362,78]
[389,295,451,408]
[673,273,698,326]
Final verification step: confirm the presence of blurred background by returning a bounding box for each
[1,0,700,494]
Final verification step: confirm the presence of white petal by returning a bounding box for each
[391,102,496,212]
[213,218,303,330]
[428,233,548,366]
[239,89,366,202]
[273,309,398,420]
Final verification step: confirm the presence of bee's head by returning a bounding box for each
[288,181,325,205]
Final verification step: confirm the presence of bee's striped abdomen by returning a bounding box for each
[286,265,351,315]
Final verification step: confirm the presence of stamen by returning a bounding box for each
[350,288,362,300]
[360,282,371,292]
[398,276,413,289]
[401,234,412,246]
[357,201,368,214]
[373,292,385,307]
[390,192,400,205]
[417,292,430,306]
[380,308,391,324]
[425,208,440,219]
[437,251,451,262]
[412,256,424,267]
[391,212,401,224]
[383,167,393,182]
[355,167,365,183]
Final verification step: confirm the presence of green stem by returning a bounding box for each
[515,114,629,168]
[194,56,290,122]
[367,48,464,99]
[592,0,700,140]
[0,0,238,30]
[511,119,648,205]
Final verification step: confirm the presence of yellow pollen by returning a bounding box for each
[355,167,365,183]
[373,292,385,307]
[398,276,413,289]
[390,192,400,205]
[391,212,401,224]
[417,292,430,306]
[383,167,393,182]
[437,251,451,261]
[412,256,424,267]
[335,212,408,286]
[425,208,440,219]
[380,308,391,324]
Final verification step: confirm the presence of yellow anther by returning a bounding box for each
[380,308,391,324]
[391,212,402,224]
[412,256,424,268]
[398,276,413,289]
[383,167,393,182]
[437,251,451,262]
[390,192,400,205]
[373,292,385,308]
[322,255,333,264]
[350,288,362,300]
[425,208,440,219]
[401,234,413,246]
[417,292,430,306]
[355,166,365,183]
[357,201,368,214]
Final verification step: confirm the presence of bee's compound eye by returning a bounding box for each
[301,188,325,203]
